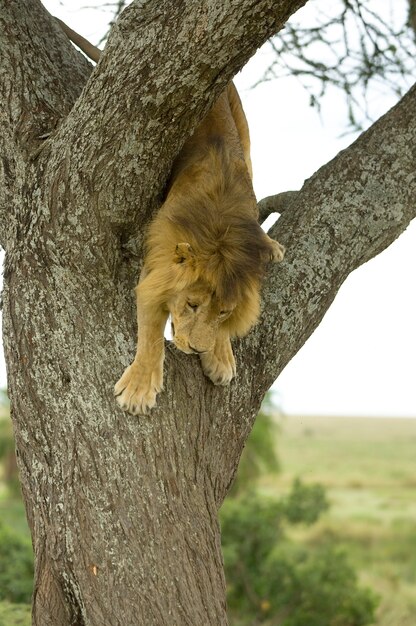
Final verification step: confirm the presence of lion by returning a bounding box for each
[114,84,285,414]
[57,20,285,415]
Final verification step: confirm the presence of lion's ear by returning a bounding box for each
[174,242,195,264]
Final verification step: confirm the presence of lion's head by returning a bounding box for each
[164,219,282,354]
[168,277,235,354]
[143,177,285,357]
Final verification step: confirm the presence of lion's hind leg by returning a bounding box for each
[227,82,253,179]
[265,235,285,263]
[200,330,236,386]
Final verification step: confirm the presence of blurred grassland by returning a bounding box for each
[0,407,31,626]
[0,498,31,626]
[0,602,30,626]
[262,414,416,626]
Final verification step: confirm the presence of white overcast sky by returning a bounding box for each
[2,0,415,417]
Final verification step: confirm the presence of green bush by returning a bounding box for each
[0,522,33,604]
[281,477,329,525]
[221,488,377,626]
[230,394,280,495]
[0,390,21,497]
[262,543,377,626]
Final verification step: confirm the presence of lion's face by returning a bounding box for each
[168,281,234,354]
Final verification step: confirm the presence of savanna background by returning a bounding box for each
[1,0,416,624]
[2,393,416,625]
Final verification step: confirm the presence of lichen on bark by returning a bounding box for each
[0,0,415,624]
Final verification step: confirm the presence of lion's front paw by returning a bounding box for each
[114,360,163,415]
[200,342,236,386]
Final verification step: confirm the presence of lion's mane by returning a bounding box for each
[142,139,276,336]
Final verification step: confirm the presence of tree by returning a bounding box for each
[79,0,416,131]
[0,0,415,624]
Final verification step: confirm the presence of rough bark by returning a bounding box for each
[258,190,299,222]
[0,0,415,625]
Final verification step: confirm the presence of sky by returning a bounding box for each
[1,0,415,417]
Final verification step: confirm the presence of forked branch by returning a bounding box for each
[253,82,416,398]
[0,0,307,256]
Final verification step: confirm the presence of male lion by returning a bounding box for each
[114,84,285,414]
[58,20,285,415]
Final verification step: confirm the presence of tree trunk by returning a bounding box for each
[0,1,415,624]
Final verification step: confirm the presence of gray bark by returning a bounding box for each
[0,0,415,625]
[258,190,299,222]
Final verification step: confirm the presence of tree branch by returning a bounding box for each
[258,190,299,222]
[37,0,307,254]
[0,0,92,249]
[0,0,92,147]
[252,81,416,408]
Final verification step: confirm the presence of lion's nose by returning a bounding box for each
[189,345,205,354]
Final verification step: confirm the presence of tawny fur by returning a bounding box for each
[58,20,285,415]
[55,18,101,63]
[115,86,285,414]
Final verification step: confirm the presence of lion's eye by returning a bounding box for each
[219,310,230,317]
[187,302,198,311]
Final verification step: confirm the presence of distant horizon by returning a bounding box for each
[278,412,416,420]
